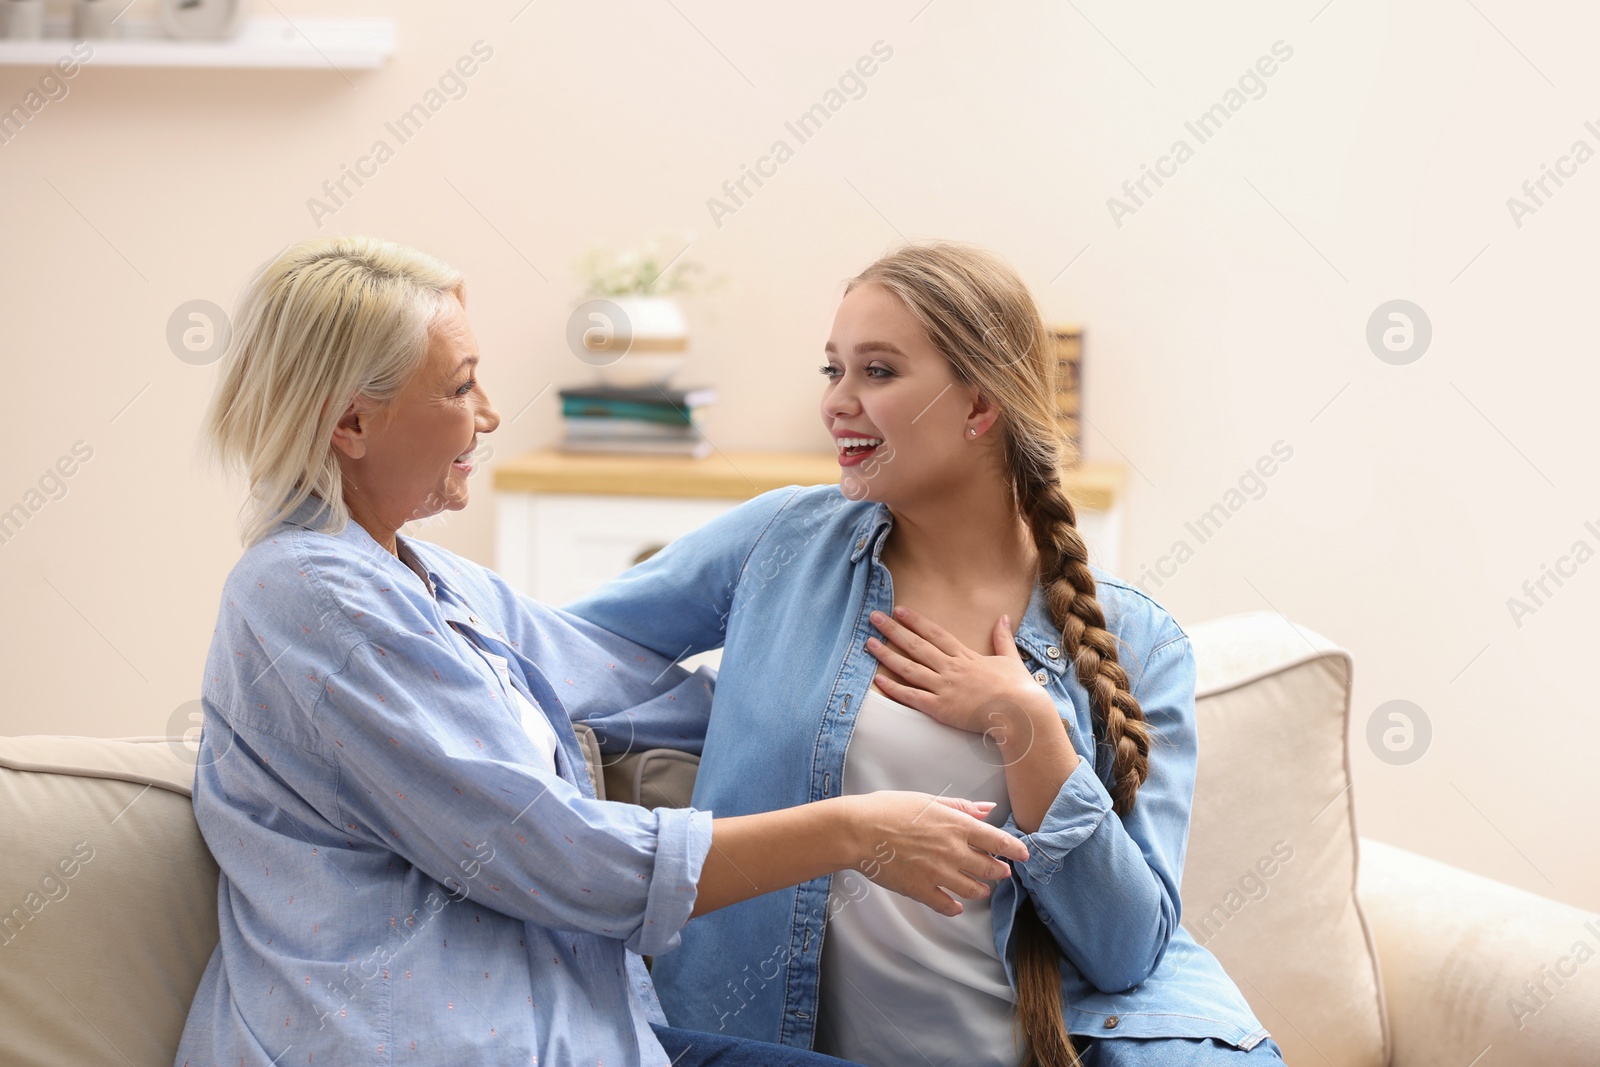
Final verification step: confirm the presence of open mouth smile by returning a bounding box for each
[836,436,883,466]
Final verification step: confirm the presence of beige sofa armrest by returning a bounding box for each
[567,727,700,812]
[1355,837,1600,1067]
[600,748,698,811]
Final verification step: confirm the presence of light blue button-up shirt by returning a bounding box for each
[175,493,717,1067]
[566,484,1273,1052]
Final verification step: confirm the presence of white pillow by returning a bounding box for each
[1182,611,1388,1067]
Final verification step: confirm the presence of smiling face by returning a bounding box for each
[330,291,500,549]
[821,281,997,504]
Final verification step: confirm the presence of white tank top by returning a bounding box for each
[813,683,1022,1067]
[475,642,560,772]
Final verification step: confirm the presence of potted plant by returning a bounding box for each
[572,236,708,386]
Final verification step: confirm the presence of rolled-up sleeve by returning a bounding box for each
[310,631,715,957]
[1005,633,1199,994]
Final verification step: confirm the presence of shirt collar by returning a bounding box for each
[276,492,444,600]
[847,503,892,564]
[395,536,439,598]
[848,501,1067,675]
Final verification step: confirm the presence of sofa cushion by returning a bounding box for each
[1183,611,1388,1067]
[600,746,700,811]
[0,734,217,1067]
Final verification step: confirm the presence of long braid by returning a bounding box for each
[1012,448,1152,817]
[1007,439,1153,1067]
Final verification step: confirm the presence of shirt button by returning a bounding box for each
[1032,669,1049,685]
[1046,645,1062,660]
[855,539,866,551]
[1104,1015,1119,1029]
[468,615,480,626]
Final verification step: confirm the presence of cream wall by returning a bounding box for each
[2,0,1596,915]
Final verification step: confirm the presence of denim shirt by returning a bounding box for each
[175,493,716,1067]
[566,483,1272,1052]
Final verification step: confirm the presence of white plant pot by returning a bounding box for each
[3,0,45,40]
[608,296,687,349]
[75,0,118,39]
[158,0,247,41]
[587,295,688,387]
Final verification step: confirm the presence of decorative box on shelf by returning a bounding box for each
[492,448,1126,607]
[1049,324,1083,459]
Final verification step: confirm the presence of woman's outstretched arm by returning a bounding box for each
[562,486,805,662]
[696,792,1028,919]
[299,628,1027,959]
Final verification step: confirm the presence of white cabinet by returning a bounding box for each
[496,491,740,608]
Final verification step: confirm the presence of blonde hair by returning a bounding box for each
[201,236,465,548]
[847,242,1156,1067]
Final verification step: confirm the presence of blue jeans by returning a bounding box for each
[1077,1034,1287,1065]
[651,1023,862,1066]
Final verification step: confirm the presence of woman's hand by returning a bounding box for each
[843,791,1029,916]
[866,606,1057,742]
[695,792,1024,919]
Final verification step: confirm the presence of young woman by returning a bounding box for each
[566,243,1288,1066]
[181,235,1028,1067]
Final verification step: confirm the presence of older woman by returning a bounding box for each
[178,235,1027,1067]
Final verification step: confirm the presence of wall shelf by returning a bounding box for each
[0,15,395,69]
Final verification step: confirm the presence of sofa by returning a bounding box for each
[2,611,1595,1066]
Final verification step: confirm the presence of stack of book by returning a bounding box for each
[557,383,716,458]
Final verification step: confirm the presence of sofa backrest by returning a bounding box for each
[0,612,1387,1067]
[0,735,218,1067]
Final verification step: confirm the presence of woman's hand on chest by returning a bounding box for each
[865,604,1059,743]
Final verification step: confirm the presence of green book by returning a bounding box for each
[560,397,697,426]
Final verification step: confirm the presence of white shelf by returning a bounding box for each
[0,15,395,69]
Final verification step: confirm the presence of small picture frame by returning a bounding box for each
[1048,324,1083,464]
